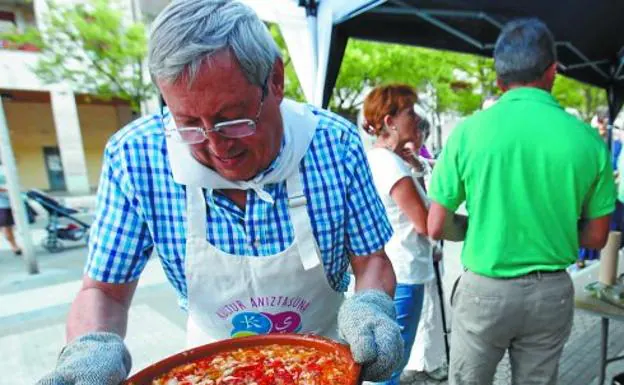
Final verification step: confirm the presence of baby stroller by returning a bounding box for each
[26,189,90,252]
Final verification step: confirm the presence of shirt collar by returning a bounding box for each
[499,87,562,108]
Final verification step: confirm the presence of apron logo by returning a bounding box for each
[215,296,311,337]
[230,311,302,337]
[215,296,311,320]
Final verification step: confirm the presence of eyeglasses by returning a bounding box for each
[160,77,269,144]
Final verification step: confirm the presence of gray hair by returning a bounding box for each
[148,0,281,87]
[494,18,557,86]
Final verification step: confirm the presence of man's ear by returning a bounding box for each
[270,58,285,102]
[496,78,509,92]
[544,62,558,88]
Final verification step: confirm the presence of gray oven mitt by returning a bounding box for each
[338,289,404,382]
[36,332,132,385]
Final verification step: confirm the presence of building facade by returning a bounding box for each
[0,0,163,194]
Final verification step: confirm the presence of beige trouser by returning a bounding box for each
[449,269,574,385]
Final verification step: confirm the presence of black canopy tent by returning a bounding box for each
[304,0,624,127]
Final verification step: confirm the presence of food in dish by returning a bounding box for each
[151,343,352,385]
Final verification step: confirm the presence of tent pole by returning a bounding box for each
[607,64,617,152]
[321,30,348,109]
[608,85,614,150]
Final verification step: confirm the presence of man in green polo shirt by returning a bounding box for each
[428,18,615,385]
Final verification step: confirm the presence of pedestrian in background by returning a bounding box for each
[0,170,22,256]
[428,18,615,384]
[401,134,449,383]
[363,84,435,385]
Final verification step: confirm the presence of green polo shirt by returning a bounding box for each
[430,87,615,278]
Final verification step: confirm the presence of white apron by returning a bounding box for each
[184,170,345,348]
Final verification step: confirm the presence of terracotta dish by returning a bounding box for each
[124,334,361,385]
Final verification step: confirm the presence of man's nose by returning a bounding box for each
[205,131,237,154]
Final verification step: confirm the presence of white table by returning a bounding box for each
[573,253,624,384]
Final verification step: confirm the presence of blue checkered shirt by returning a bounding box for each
[86,104,392,308]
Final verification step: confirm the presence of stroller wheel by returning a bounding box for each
[42,236,64,253]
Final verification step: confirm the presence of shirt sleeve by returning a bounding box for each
[584,145,616,219]
[85,142,154,283]
[368,149,412,197]
[429,124,466,211]
[344,132,393,256]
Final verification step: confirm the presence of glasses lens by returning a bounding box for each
[177,128,206,144]
[163,114,206,144]
[216,120,256,138]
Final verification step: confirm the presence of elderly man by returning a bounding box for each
[37,1,403,384]
[428,18,615,385]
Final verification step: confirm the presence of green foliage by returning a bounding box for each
[2,0,153,112]
[553,75,607,121]
[330,40,500,120]
[0,26,44,49]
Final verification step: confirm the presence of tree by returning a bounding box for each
[553,75,607,121]
[330,41,454,119]
[1,0,153,112]
[450,55,499,114]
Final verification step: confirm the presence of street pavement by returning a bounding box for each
[1,226,624,385]
[0,226,187,385]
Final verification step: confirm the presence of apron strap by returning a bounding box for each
[286,171,322,270]
[186,187,208,240]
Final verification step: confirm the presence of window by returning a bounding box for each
[0,10,16,35]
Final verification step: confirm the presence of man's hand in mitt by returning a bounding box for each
[338,290,403,382]
[36,332,132,385]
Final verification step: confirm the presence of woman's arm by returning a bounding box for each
[389,176,429,235]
